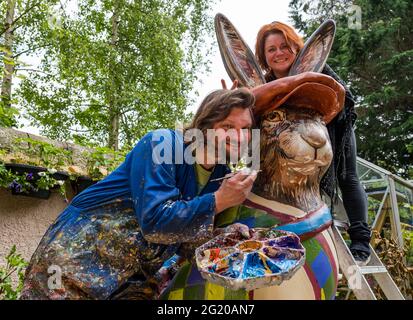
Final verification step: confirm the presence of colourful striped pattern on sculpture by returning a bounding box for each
[162,194,339,300]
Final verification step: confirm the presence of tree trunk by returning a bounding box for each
[108,5,120,150]
[1,0,16,109]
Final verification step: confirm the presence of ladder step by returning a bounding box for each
[359,266,388,274]
[333,220,349,229]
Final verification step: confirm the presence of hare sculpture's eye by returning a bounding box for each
[265,110,285,122]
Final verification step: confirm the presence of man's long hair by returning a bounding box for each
[184,88,256,143]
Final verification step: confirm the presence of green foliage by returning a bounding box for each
[402,227,413,266]
[289,0,413,178]
[0,136,71,196]
[0,104,18,127]
[0,245,28,300]
[12,137,73,169]
[1,0,59,126]
[0,134,126,194]
[0,161,13,186]
[0,162,63,195]
[400,201,413,223]
[83,146,127,180]
[35,171,58,190]
[15,0,214,149]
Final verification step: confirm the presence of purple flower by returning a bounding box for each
[26,172,34,181]
[9,180,22,193]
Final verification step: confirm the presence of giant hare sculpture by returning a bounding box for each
[162,15,345,300]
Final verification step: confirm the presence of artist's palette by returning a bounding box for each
[195,228,305,291]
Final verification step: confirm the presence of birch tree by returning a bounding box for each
[17,0,215,150]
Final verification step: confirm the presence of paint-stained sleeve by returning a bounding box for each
[129,129,216,245]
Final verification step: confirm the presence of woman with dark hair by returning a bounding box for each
[254,21,371,264]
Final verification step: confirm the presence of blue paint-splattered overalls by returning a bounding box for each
[20,129,230,300]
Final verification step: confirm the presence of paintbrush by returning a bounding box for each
[210,170,261,182]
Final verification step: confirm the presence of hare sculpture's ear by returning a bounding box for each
[215,13,265,88]
[288,19,336,76]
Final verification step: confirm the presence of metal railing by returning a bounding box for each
[356,157,413,248]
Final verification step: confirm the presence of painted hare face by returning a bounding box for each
[254,106,333,211]
[261,107,333,178]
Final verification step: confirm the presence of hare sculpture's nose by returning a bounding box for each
[300,127,327,149]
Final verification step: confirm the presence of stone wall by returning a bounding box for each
[0,127,93,175]
[0,127,90,272]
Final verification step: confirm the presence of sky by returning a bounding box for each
[18,0,293,135]
[188,0,292,114]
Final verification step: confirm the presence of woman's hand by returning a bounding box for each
[221,79,239,90]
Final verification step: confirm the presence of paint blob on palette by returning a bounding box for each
[195,227,305,291]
